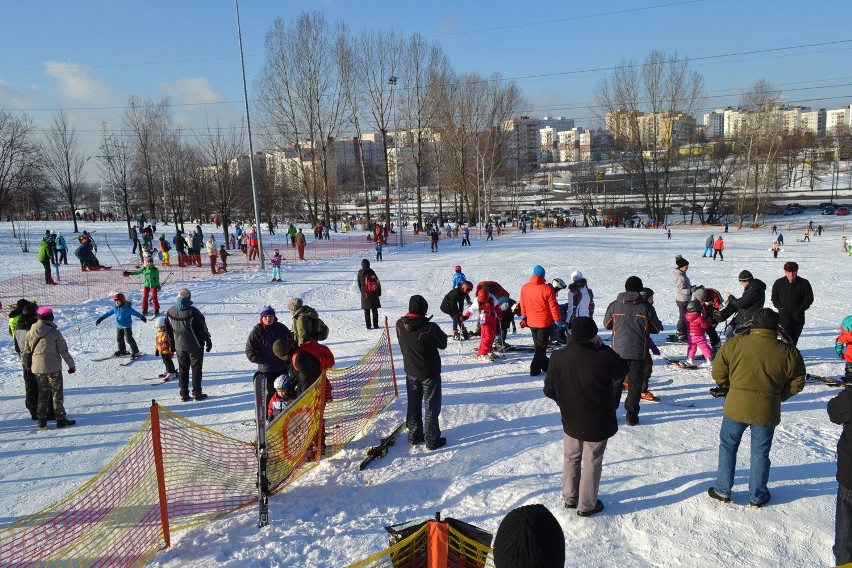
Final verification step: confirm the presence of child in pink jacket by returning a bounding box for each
[685,300,714,366]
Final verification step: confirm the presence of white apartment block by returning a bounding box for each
[827,105,852,134]
[504,115,542,173]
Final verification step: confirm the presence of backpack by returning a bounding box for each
[161,240,171,252]
[364,273,380,295]
[309,316,330,341]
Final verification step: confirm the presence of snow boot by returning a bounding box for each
[640,391,656,401]
[56,418,76,428]
[38,419,47,429]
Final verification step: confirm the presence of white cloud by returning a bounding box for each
[42,61,116,104]
[159,77,223,106]
[0,80,40,109]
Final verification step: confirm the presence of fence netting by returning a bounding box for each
[0,328,397,567]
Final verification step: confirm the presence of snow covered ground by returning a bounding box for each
[0,214,849,567]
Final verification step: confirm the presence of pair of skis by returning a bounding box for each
[806,373,848,388]
[91,353,146,366]
[253,373,270,527]
[359,422,407,470]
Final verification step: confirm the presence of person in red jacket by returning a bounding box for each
[247,226,260,261]
[475,288,501,361]
[519,265,563,377]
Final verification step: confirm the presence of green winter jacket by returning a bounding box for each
[37,240,51,263]
[127,265,161,288]
[711,328,806,427]
[292,305,321,345]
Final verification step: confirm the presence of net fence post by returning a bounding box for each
[149,400,171,549]
[383,317,399,398]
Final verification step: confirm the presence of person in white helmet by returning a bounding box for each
[568,271,595,325]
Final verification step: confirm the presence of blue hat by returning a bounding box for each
[532,265,545,277]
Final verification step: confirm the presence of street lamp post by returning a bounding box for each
[389,76,403,247]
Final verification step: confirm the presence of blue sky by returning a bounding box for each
[2,0,851,171]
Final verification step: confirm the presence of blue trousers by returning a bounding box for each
[714,416,775,504]
[406,374,441,445]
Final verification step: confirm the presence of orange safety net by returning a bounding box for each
[0,328,397,567]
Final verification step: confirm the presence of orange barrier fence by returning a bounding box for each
[0,325,398,567]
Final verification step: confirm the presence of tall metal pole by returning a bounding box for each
[389,76,403,247]
[234,0,264,268]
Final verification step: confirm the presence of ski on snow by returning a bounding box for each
[806,373,848,388]
[253,372,270,527]
[91,353,143,362]
[664,357,700,370]
[120,354,147,366]
[359,422,407,470]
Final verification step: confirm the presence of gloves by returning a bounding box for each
[155,349,160,357]
[555,321,567,330]
[709,387,728,398]
[140,316,147,323]
[96,317,104,326]
[122,271,130,277]
[519,319,528,329]
[205,340,213,353]
[68,366,76,374]
[157,285,162,291]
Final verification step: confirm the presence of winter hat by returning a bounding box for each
[640,287,654,300]
[625,276,643,293]
[693,287,707,302]
[177,288,191,299]
[361,259,371,269]
[571,317,598,342]
[570,270,584,283]
[675,256,689,269]
[493,504,565,568]
[287,297,303,314]
[751,307,779,332]
[532,265,546,278]
[15,298,29,310]
[408,295,428,316]
[22,302,38,315]
[36,306,54,320]
[738,270,754,282]
[153,316,166,328]
[272,339,293,359]
[259,305,275,318]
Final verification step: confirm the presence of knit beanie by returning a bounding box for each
[36,306,54,321]
[272,339,293,359]
[408,295,428,316]
[571,317,598,342]
[177,288,191,299]
[675,257,689,269]
[532,265,546,278]
[625,276,643,293]
[287,297,303,314]
[570,271,584,283]
[493,504,565,568]
[259,305,276,318]
[693,287,707,302]
[738,270,754,282]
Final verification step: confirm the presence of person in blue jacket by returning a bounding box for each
[96,293,147,357]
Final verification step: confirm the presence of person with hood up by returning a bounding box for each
[673,256,691,341]
[165,289,212,402]
[717,270,767,337]
[709,308,805,508]
[519,265,563,377]
[396,295,448,450]
[11,301,55,421]
[246,305,295,410]
[603,276,663,426]
[357,258,382,329]
[22,307,76,429]
[544,317,629,517]
[474,288,501,361]
[96,293,146,357]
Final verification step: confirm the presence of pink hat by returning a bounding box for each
[36,306,53,316]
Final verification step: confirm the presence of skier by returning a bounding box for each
[375,241,382,261]
[205,235,218,275]
[772,241,780,258]
[441,280,473,340]
[452,265,467,288]
[267,375,296,421]
[777,233,784,246]
[165,288,212,402]
[518,265,563,377]
[357,259,381,330]
[673,256,691,342]
[158,234,171,267]
[684,300,714,367]
[834,315,852,383]
[247,226,260,260]
[703,234,714,257]
[245,305,294,410]
[475,288,501,361]
[95,293,146,357]
[713,236,725,261]
[153,316,177,382]
[55,233,68,265]
[270,250,283,282]
[37,235,57,285]
[568,271,595,324]
[461,226,471,246]
[122,258,161,316]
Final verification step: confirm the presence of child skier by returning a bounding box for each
[267,375,296,421]
[218,245,228,273]
[153,316,176,381]
[684,300,713,367]
[835,316,852,383]
[122,258,161,316]
[270,250,283,282]
[375,241,382,261]
[95,293,146,357]
[452,265,466,288]
[475,288,501,361]
[158,234,171,267]
[205,235,218,275]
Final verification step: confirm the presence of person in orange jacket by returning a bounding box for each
[713,236,725,261]
[518,265,562,377]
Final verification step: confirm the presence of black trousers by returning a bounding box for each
[116,328,139,354]
[530,326,552,376]
[176,350,204,397]
[364,308,379,329]
[623,359,645,424]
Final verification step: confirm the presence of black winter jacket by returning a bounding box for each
[245,320,293,374]
[395,314,447,378]
[357,268,382,310]
[165,299,211,353]
[603,292,663,361]
[727,278,767,328]
[440,287,469,318]
[828,387,852,490]
[544,341,629,442]
[771,276,814,329]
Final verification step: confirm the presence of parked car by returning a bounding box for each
[822,206,836,215]
[837,206,849,216]
[783,206,804,215]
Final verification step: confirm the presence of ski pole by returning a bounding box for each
[102,235,123,268]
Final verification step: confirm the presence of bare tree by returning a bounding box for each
[97,125,136,237]
[593,51,704,223]
[196,115,246,244]
[123,96,171,219]
[0,110,42,221]
[42,110,87,233]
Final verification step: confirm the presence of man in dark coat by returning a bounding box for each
[770,261,814,345]
[440,280,473,340]
[190,230,204,268]
[709,308,805,507]
[165,288,212,401]
[717,270,767,334]
[173,230,188,267]
[357,259,381,329]
[544,317,628,517]
[603,275,663,426]
[396,295,448,450]
[828,381,852,565]
[246,305,295,409]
